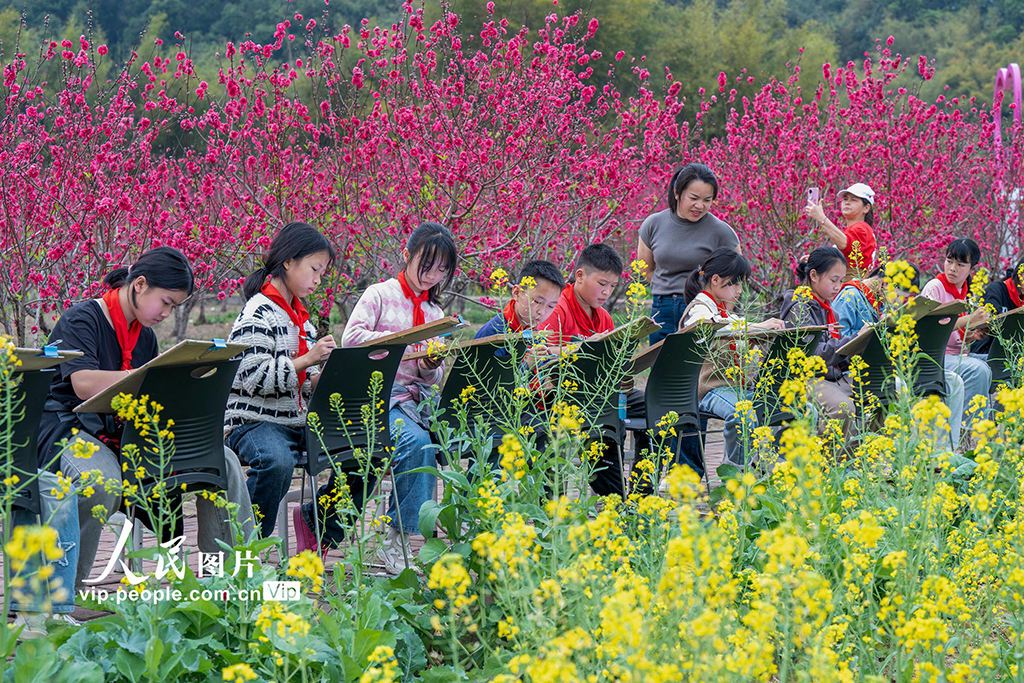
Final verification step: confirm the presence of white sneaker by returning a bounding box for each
[373,527,421,576]
[11,612,47,640]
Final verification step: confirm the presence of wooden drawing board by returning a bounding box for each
[403,330,555,362]
[354,315,464,349]
[837,301,969,357]
[14,348,84,372]
[626,320,726,374]
[717,324,828,341]
[75,339,248,414]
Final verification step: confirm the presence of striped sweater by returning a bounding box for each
[224,293,321,435]
[341,278,445,408]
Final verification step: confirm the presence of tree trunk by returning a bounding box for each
[172,296,198,342]
[196,294,207,325]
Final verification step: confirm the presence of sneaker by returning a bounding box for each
[11,612,47,640]
[293,506,318,555]
[373,526,421,576]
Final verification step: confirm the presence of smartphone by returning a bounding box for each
[806,186,820,205]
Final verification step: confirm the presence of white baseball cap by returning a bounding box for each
[837,183,875,205]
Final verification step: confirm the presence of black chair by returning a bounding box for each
[283,344,405,557]
[754,327,826,427]
[304,344,406,477]
[436,340,527,440]
[621,330,707,485]
[853,314,956,403]
[0,369,56,516]
[986,310,1024,390]
[121,358,242,494]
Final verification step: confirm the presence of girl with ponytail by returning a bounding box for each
[334,221,457,574]
[780,246,860,436]
[36,247,252,619]
[224,222,339,542]
[678,248,785,468]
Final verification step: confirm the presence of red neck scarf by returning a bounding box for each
[102,288,141,370]
[937,273,969,301]
[502,299,524,333]
[397,271,430,327]
[261,281,311,390]
[566,284,603,336]
[1006,278,1023,308]
[701,291,729,317]
[842,280,881,315]
[811,292,841,339]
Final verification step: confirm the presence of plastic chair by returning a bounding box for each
[277,344,404,560]
[621,330,707,487]
[436,340,526,439]
[121,358,242,494]
[854,314,956,402]
[755,327,826,427]
[1,369,56,516]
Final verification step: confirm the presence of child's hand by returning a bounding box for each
[524,344,554,368]
[755,317,787,331]
[803,200,826,224]
[965,328,987,342]
[969,307,991,326]
[306,335,337,363]
[418,356,444,371]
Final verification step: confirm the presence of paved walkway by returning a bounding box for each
[3,429,725,622]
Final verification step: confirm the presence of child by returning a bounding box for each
[224,222,340,542]
[38,247,253,598]
[475,260,565,338]
[831,264,966,443]
[919,238,992,424]
[679,248,786,468]
[972,256,1024,355]
[804,183,877,271]
[780,247,858,432]
[536,243,650,497]
[337,222,456,574]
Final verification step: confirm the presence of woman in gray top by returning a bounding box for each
[637,163,740,344]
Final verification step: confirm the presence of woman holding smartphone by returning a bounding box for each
[803,183,877,272]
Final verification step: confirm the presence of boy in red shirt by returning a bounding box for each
[537,243,652,497]
[804,182,877,271]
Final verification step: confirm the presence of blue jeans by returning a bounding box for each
[944,353,991,427]
[651,295,706,477]
[388,406,439,535]
[650,294,687,345]
[699,387,759,469]
[228,422,306,538]
[8,471,78,614]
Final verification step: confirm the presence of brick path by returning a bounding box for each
[3,427,724,623]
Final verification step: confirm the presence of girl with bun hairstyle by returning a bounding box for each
[37,246,253,602]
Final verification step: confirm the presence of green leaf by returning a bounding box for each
[418,537,448,566]
[144,635,164,678]
[418,500,444,538]
[11,638,60,683]
[114,649,146,683]
[351,628,397,668]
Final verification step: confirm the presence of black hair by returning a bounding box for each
[243,222,337,300]
[1005,256,1024,287]
[577,243,623,277]
[667,163,719,214]
[104,247,195,308]
[518,259,565,290]
[404,221,457,307]
[863,202,875,227]
[945,237,981,267]
[795,246,847,286]
[683,248,751,303]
